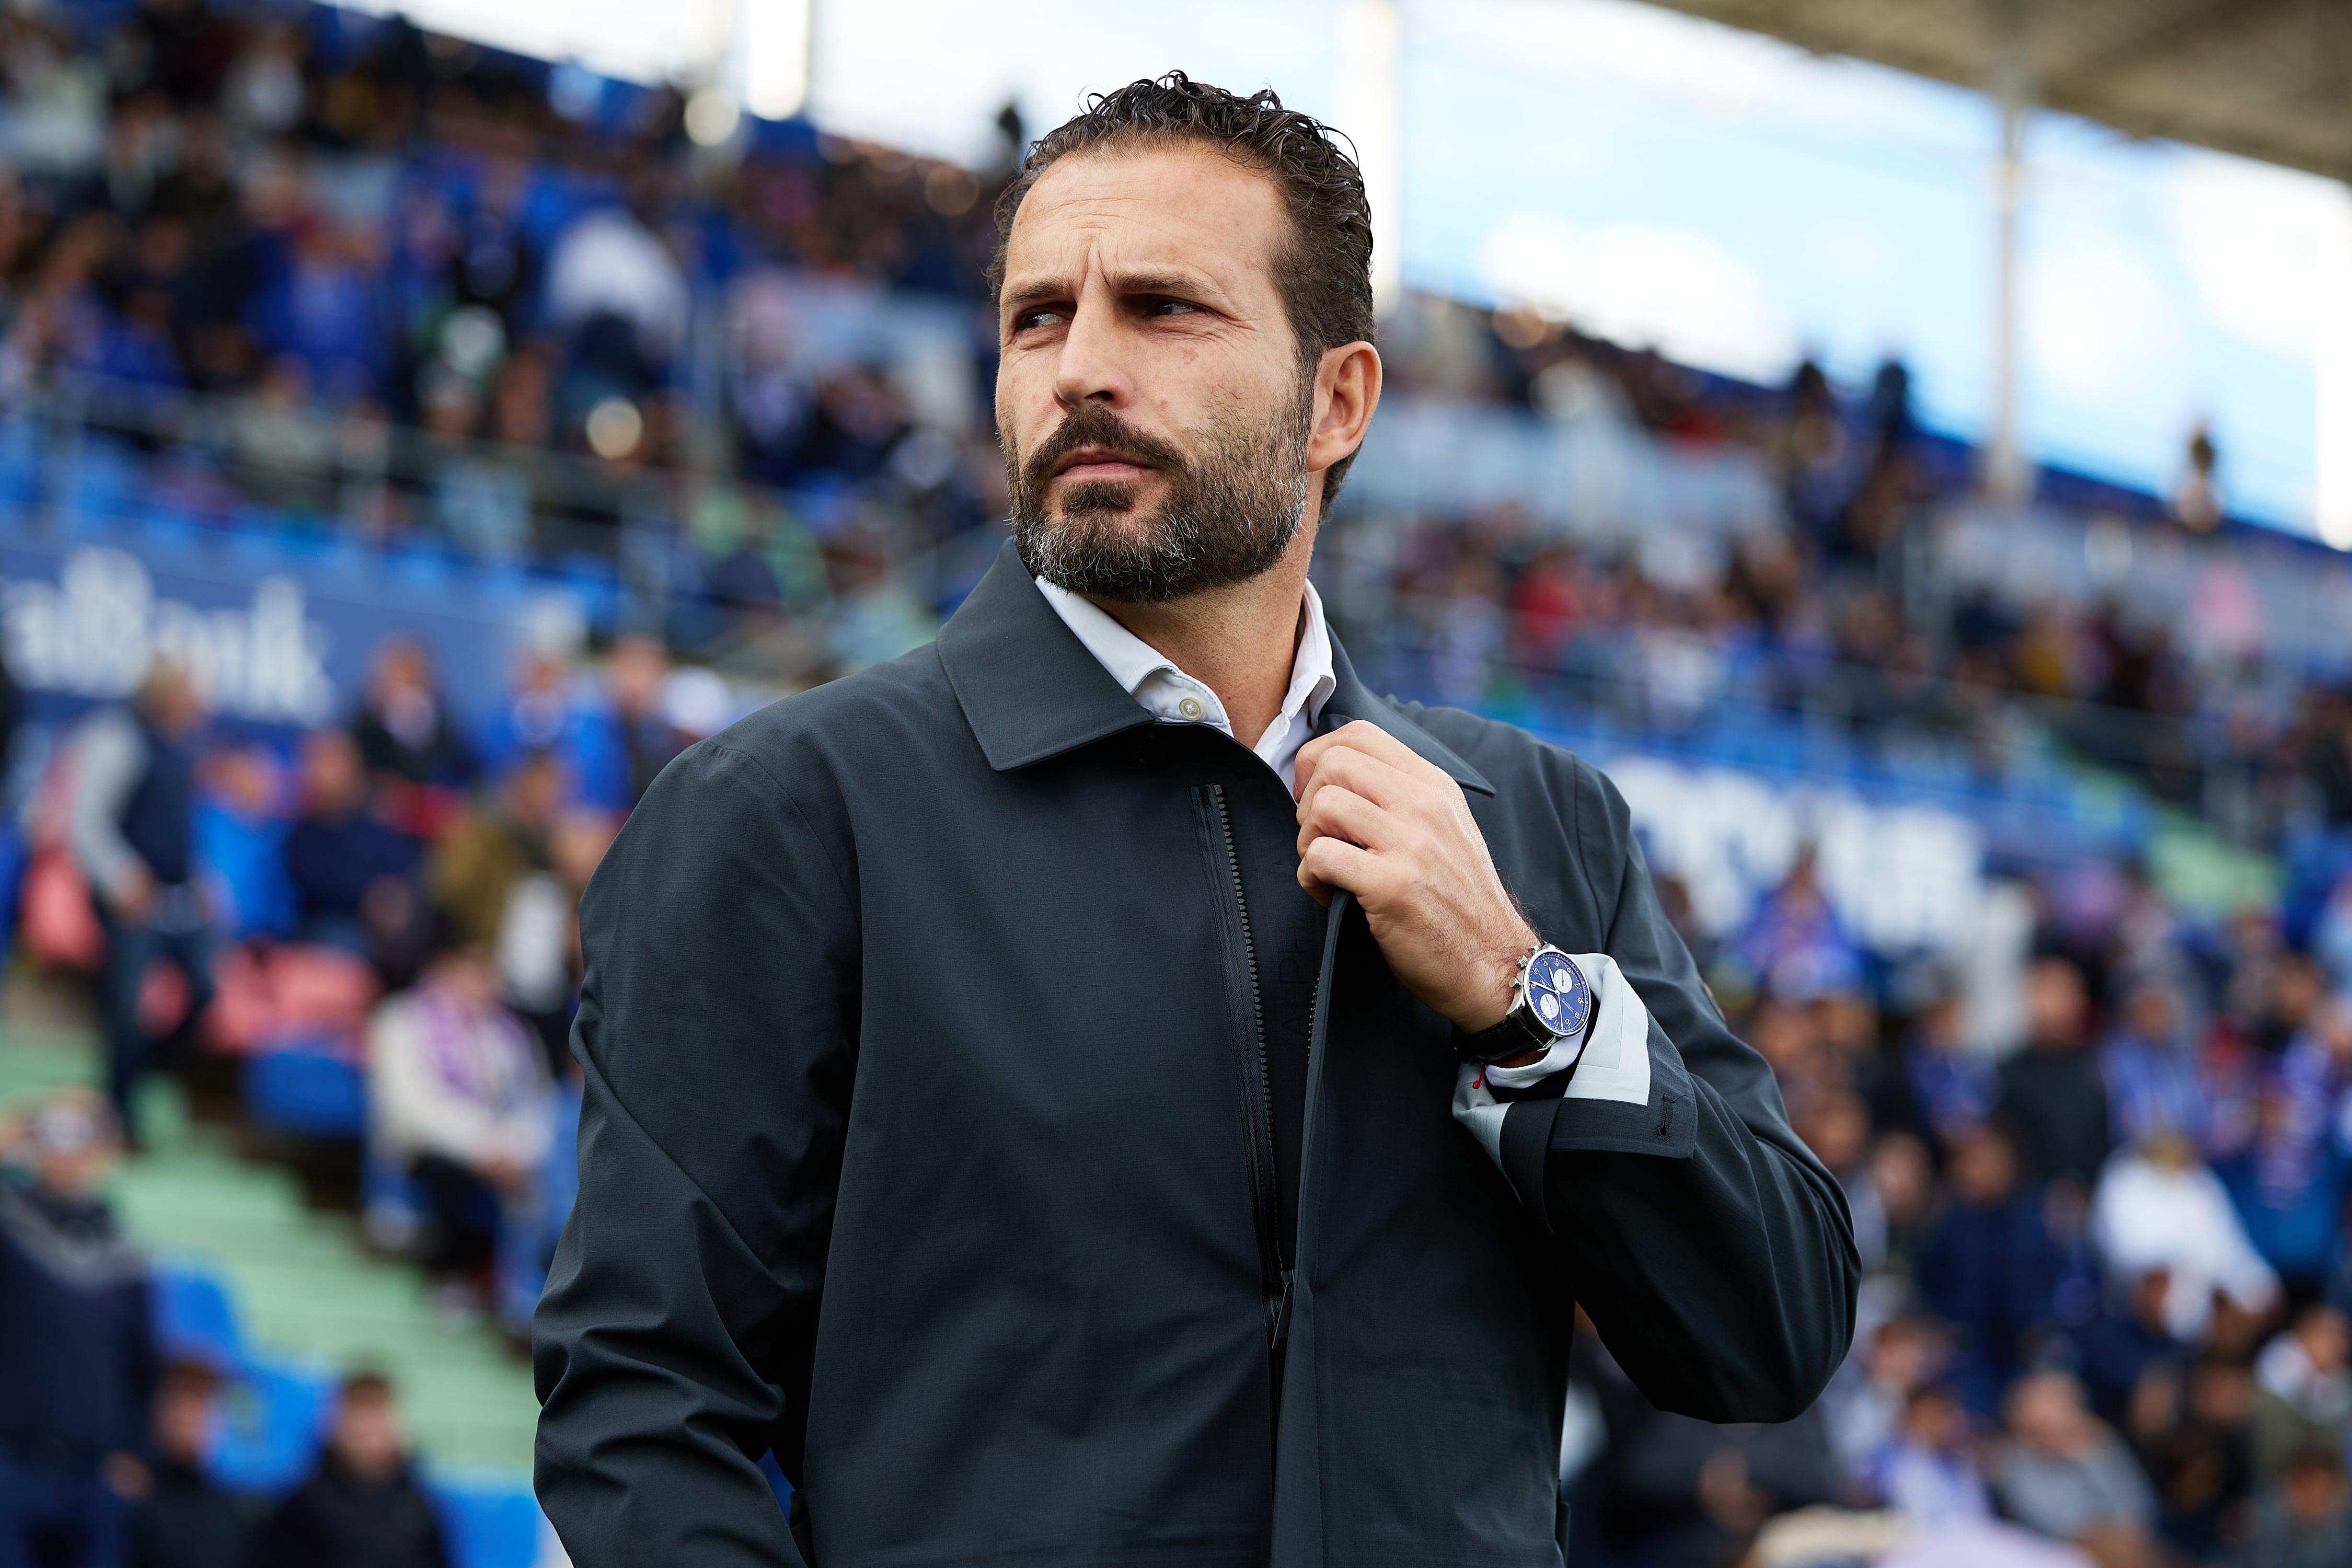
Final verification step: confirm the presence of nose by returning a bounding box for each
[1052,285,1132,413]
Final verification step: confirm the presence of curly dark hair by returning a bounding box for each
[988,72,1377,506]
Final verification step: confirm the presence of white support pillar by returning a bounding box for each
[2319,181,2352,549]
[737,0,813,123]
[1984,11,2033,510]
[1340,0,1405,321]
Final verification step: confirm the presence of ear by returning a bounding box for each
[1306,340,1382,483]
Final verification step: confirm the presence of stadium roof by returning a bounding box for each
[1633,0,2352,183]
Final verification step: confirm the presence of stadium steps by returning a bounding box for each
[0,1024,540,1481]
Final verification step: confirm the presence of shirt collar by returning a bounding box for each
[1033,575,1336,737]
[937,538,1492,794]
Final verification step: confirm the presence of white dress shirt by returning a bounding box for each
[1035,576,1335,798]
[1036,574,1584,1088]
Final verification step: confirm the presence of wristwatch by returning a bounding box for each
[1454,944,1593,1067]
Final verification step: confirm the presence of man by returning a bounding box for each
[368,928,554,1320]
[281,727,421,972]
[131,1361,260,1568]
[0,1091,154,1568]
[536,75,1855,1566]
[1994,954,2112,1191]
[69,661,212,1142]
[250,1374,447,1568]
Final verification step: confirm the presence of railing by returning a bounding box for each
[1333,586,2301,852]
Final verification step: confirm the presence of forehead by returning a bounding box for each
[1002,140,1289,295]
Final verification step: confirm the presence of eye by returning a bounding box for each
[1145,297,1201,317]
[1011,306,1065,333]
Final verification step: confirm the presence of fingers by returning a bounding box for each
[1296,742,1417,826]
[1295,783,1392,859]
[1295,720,1436,789]
[1297,832,1379,906]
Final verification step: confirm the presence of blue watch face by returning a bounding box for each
[1525,950,1590,1040]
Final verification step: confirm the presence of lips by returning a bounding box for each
[1052,447,1156,481]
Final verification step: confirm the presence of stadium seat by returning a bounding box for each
[209,1357,334,1495]
[244,1044,368,1139]
[151,1264,337,1494]
[431,1483,547,1568]
[153,1263,248,1370]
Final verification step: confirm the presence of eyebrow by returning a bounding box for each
[998,269,1231,316]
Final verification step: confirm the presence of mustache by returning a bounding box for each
[1018,403,1188,492]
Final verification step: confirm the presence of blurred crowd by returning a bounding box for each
[1553,834,2352,1567]
[8,5,2352,1568]
[1333,332,2352,853]
[0,626,732,1566]
[0,0,1011,653]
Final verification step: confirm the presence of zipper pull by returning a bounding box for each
[1269,1269,1296,1350]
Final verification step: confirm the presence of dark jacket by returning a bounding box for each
[1997,1043,2113,1189]
[1916,1190,2061,1382]
[0,1178,154,1459]
[533,541,1857,1568]
[250,1455,447,1568]
[131,1459,257,1568]
[124,714,195,887]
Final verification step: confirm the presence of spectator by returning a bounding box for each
[1736,846,1864,1003]
[1998,956,2112,1191]
[1826,1315,1941,1489]
[131,1360,258,1568]
[1917,1125,2061,1410]
[2246,1446,2352,1568]
[597,633,681,809]
[2216,1043,2352,1306]
[67,660,213,1143]
[191,744,293,943]
[351,636,478,797]
[427,750,564,953]
[2091,1133,2278,1344]
[2098,983,2202,1150]
[474,649,623,811]
[251,1374,447,1568]
[2131,1354,2254,1562]
[2250,1305,2352,1491]
[1991,1371,2159,1548]
[367,933,554,1314]
[228,355,339,512]
[1874,1384,1990,1523]
[0,1091,153,1568]
[2071,1267,2184,1428]
[1895,987,1993,1155]
[498,806,613,1076]
[281,728,420,972]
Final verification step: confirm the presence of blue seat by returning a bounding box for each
[244,1046,367,1138]
[209,1357,333,1495]
[389,541,454,593]
[61,441,140,532]
[153,1264,247,1371]
[559,554,624,632]
[432,1482,546,1568]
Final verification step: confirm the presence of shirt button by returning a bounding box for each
[1177,697,1205,720]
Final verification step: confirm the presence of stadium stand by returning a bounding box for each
[3,1,2352,1564]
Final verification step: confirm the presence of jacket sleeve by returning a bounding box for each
[533,741,857,1567]
[1463,763,1857,1424]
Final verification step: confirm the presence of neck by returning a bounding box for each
[1087,520,1319,752]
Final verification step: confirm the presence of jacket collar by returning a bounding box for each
[939,537,1493,796]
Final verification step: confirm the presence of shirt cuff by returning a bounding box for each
[1481,1022,1588,1090]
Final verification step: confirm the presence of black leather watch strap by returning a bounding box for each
[1452,1005,1555,1067]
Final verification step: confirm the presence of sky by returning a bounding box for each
[390,0,2352,538]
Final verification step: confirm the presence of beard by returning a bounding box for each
[1006,376,1315,605]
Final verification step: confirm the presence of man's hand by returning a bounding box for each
[1294,721,1536,1033]
[109,868,158,924]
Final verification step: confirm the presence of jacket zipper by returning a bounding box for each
[1194,783,1289,1351]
